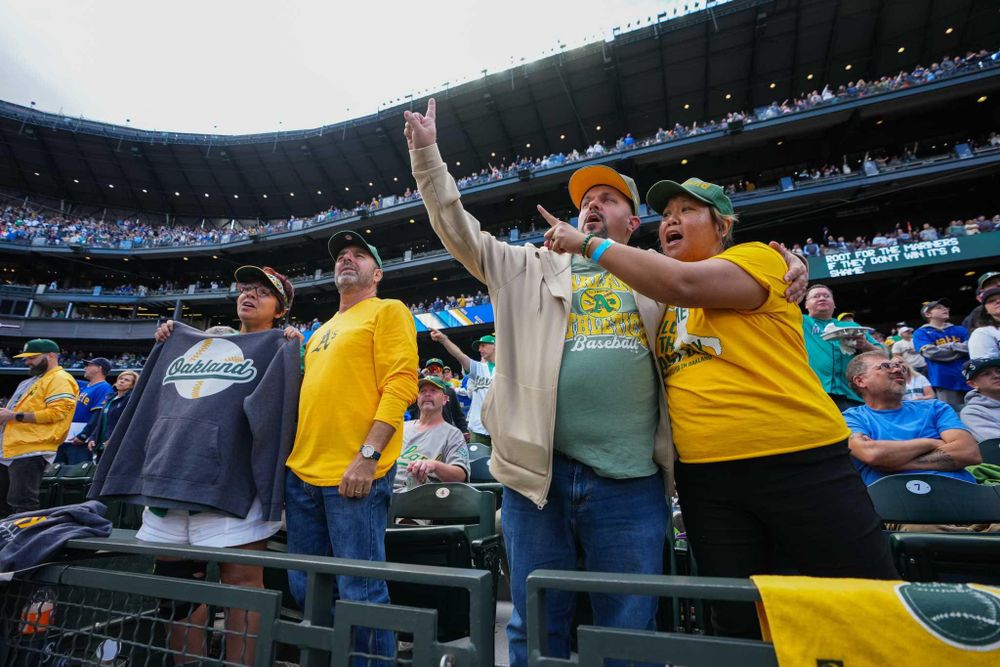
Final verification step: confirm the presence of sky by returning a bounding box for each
[0,0,710,136]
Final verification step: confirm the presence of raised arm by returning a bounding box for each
[405,98,527,287]
[429,328,473,374]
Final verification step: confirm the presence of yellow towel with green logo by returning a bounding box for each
[752,576,1000,666]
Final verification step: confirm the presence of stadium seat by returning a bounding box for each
[468,455,495,483]
[39,463,63,509]
[867,473,1000,524]
[978,438,1000,465]
[42,461,95,508]
[868,474,1000,586]
[466,442,491,462]
[386,483,501,641]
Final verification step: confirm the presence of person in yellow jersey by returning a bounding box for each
[284,230,418,664]
[541,177,898,638]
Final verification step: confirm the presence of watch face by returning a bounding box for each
[361,445,376,458]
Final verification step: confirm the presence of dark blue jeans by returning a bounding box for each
[285,467,395,666]
[502,453,668,667]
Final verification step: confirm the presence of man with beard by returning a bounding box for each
[284,231,418,665]
[0,339,79,517]
[404,98,808,666]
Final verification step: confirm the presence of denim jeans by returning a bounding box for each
[502,453,668,667]
[285,467,395,666]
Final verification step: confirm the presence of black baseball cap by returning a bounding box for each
[327,231,383,268]
[920,298,951,318]
[84,357,112,375]
[963,357,1000,381]
[234,265,294,311]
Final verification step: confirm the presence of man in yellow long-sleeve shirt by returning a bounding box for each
[285,230,418,664]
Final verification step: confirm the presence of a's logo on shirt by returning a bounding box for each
[896,583,1000,651]
[580,288,622,317]
[163,338,257,400]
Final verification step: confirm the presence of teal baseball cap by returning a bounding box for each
[424,357,445,369]
[327,231,383,268]
[645,177,735,217]
[475,335,496,348]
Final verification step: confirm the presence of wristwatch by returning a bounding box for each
[359,444,381,461]
[14,413,25,422]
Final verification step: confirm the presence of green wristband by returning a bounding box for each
[581,233,597,257]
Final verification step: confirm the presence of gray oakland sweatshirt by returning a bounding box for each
[90,323,300,521]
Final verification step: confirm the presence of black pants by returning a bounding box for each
[827,393,863,412]
[0,456,48,517]
[674,441,897,638]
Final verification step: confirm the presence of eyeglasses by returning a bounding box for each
[872,361,906,372]
[236,283,275,299]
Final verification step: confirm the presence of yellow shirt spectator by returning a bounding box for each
[2,366,79,458]
[287,297,418,486]
[656,242,848,463]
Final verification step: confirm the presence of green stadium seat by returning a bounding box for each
[978,438,1000,465]
[868,473,1000,586]
[386,483,501,641]
[469,455,495,483]
[867,473,1000,524]
[466,442,491,462]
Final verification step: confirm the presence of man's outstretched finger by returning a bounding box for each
[536,205,561,227]
[425,98,436,120]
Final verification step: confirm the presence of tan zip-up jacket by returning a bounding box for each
[411,144,674,507]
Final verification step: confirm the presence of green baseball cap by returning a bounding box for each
[418,375,450,392]
[568,165,642,214]
[14,339,60,358]
[327,231,383,268]
[645,177,735,217]
[977,271,1000,291]
[424,357,445,369]
[475,335,496,348]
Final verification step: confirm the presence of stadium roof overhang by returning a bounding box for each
[1,0,997,220]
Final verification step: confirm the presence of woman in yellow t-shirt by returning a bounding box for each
[540,178,897,637]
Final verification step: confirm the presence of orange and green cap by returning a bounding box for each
[568,165,641,214]
[645,177,735,217]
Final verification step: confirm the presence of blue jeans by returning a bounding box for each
[503,453,668,667]
[285,467,395,666]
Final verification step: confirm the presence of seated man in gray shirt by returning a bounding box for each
[394,376,470,491]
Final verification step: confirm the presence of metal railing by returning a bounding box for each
[526,570,777,667]
[1,530,495,667]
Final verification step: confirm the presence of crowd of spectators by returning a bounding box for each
[0,48,994,252]
[791,213,1000,258]
[0,348,144,369]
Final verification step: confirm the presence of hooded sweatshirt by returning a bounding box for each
[960,389,1000,441]
[0,500,111,579]
[89,323,300,521]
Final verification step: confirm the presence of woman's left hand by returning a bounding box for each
[770,241,809,303]
[283,326,304,344]
[539,205,587,254]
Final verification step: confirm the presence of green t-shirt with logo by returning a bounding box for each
[552,255,659,478]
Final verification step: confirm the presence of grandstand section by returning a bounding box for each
[3,2,1000,665]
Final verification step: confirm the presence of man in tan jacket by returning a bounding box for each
[405,99,806,666]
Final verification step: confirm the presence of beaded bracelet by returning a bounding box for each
[581,232,597,258]
[591,239,614,263]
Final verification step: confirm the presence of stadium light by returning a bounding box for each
[183,257,189,261]
[33,172,39,176]
[945,27,953,34]
[368,182,373,187]
[344,186,350,191]
[683,103,690,109]
[212,255,218,259]
[141,188,147,193]
[73,179,79,183]
[262,194,268,198]
[806,73,814,80]
[233,194,239,199]
[409,219,415,224]
[317,190,322,195]
[491,152,496,157]
[108,184,115,188]
[174,191,180,196]
[595,125,602,131]
[845,64,852,71]
[560,134,566,139]
[725,93,732,100]
[977,95,988,103]
[204,193,210,198]
[897,46,905,54]
[365,229,372,234]
[681,158,688,165]
[455,161,461,166]
[393,177,398,182]
[769,82,776,89]
[525,143,531,148]
[290,192,295,197]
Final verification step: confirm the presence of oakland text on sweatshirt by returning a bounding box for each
[90,323,300,520]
